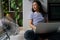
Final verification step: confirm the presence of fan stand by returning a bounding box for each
[5,32,10,40]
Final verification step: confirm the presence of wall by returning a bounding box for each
[23,0,32,28]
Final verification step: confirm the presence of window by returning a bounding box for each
[2,0,23,26]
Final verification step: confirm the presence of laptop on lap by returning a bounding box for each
[35,23,60,33]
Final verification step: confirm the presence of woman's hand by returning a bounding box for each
[32,26,36,30]
[29,19,36,30]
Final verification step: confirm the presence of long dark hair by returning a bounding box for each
[32,0,46,17]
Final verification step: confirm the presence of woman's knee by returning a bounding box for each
[24,30,34,39]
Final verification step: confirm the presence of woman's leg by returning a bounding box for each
[24,30,35,40]
[24,30,40,40]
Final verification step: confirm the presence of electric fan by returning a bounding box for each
[0,18,20,40]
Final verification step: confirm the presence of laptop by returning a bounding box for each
[35,23,60,33]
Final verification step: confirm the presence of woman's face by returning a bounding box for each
[32,2,39,12]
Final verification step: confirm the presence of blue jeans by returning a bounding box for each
[24,30,60,40]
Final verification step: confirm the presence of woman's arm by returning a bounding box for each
[29,19,36,30]
[44,14,48,23]
[45,17,48,23]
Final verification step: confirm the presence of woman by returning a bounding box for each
[24,0,48,40]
